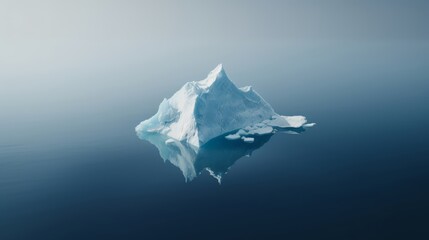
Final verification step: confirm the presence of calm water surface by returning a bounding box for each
[1,42,428,239]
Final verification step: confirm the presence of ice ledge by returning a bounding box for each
[225,115,314,143]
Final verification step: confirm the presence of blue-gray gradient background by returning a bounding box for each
[1,1,429,239]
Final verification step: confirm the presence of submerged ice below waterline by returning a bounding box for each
[139,128,307,183]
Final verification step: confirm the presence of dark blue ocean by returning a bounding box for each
[1,41,428,239]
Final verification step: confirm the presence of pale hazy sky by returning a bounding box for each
[1,0,428,136]
[1,0,427,74]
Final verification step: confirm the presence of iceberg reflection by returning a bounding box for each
[139,128,306,183]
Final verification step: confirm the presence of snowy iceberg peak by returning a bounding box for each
[196,63,228,89]
[136,64,312,147]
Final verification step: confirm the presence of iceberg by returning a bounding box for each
[136,64,313,147]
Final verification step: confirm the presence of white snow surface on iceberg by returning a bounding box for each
[136,64,310,147]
